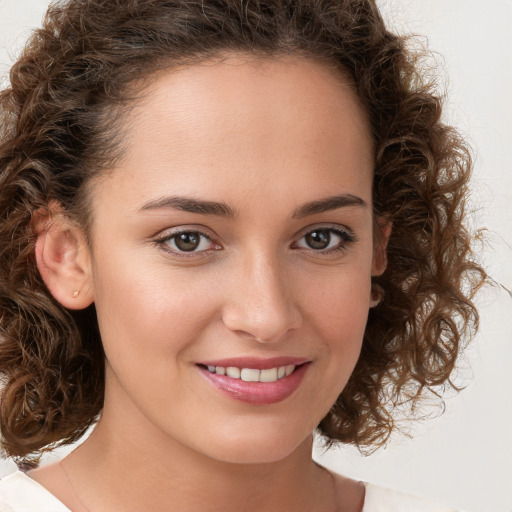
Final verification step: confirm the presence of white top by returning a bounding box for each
[0,470,461,511]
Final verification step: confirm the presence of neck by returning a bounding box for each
[61,398,336,511]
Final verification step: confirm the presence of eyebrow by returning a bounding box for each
[139,196,236,217]
[139,193,366,218]
[292,194,367,218]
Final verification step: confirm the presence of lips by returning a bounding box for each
[197,357,311,405]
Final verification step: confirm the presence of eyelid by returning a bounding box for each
[292,224,356,254]
[153,226,222,257]
[152,223,356,259]
[294,223,355,240]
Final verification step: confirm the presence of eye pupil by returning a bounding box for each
[305,230,330,249]
[175,232,200,251]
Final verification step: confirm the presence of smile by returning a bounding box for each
[205,365,296,382]
[198,358,310,405]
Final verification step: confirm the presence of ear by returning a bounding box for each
[33,203,94,310]
[371,217,392,277]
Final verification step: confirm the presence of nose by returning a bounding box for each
[221,252,302,344]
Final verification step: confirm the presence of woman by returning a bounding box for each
[0,0,484,510]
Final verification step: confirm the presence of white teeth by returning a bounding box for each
[226,366,241,379]
[260,367,278,382]
[241,368,260,382]
[206,364,297,382]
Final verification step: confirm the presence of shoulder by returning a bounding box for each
[362,482,462,512]
[328,469,462,512]
[0,471,71,512]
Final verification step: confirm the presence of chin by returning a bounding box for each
[197,425,312,465]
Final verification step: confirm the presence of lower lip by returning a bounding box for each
[198,363,310,405]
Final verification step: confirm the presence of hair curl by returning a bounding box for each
[0,0,485,463]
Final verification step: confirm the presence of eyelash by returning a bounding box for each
[154,226,356,259]
[292,226,356,256]
[154,228,219,258]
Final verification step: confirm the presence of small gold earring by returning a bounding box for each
[72,290,80,298]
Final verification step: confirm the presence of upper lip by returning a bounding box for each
[197,356,310,370]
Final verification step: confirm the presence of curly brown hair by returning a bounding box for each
[0,0,485,464]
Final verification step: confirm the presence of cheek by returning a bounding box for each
[91,249,219,370]
[299,262,372,390]
[91,258,223,429]
[303,262,372,339]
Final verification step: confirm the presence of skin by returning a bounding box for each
[32,55,389,511]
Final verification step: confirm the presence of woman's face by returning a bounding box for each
[85,55,385,464]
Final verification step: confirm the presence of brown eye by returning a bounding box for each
[159,230,218,254]
[304,229,331,249]
[174,232,202,252]
[294,227,355,254]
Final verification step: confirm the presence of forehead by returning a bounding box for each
[91,55,374,217]
[129,53,372,153]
